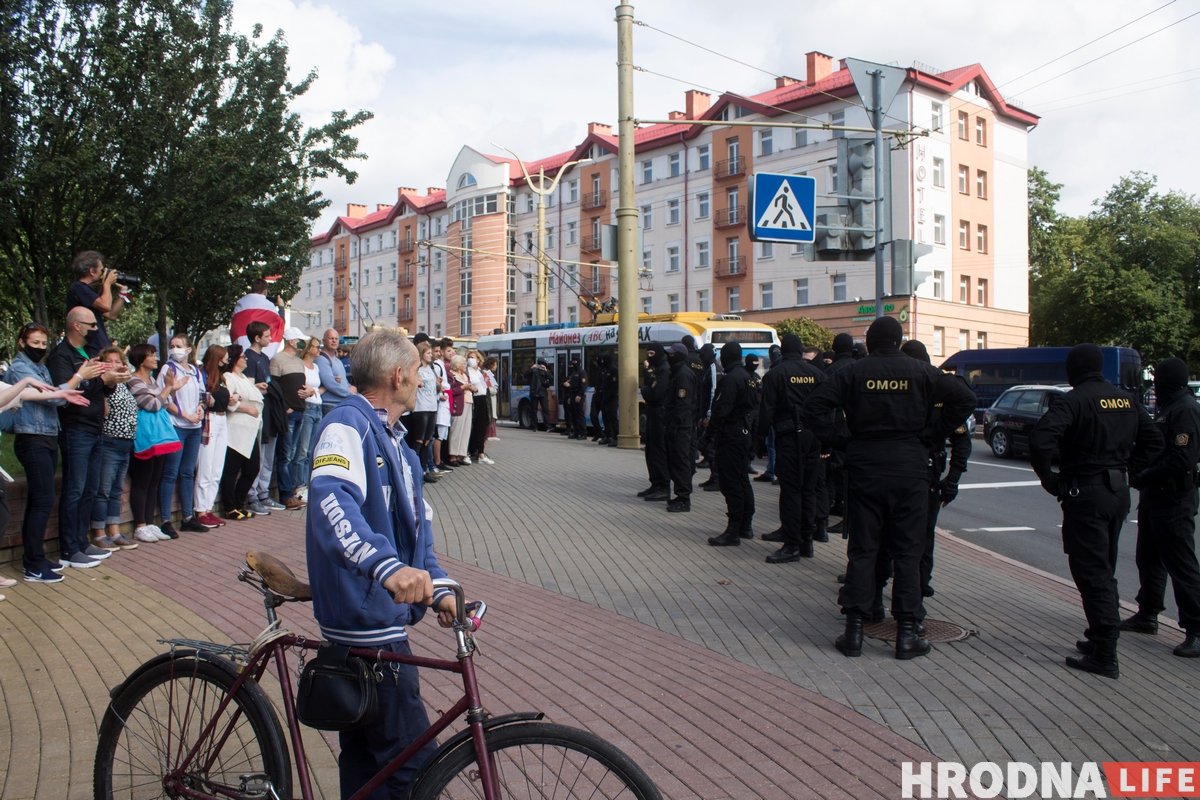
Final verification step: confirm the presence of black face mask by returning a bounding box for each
[22,344,46,363]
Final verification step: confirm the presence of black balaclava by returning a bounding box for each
[720,341,743,370]
[682,335,698,353]
[1154,357,1189,397]
[647,348,666,367]
[666,343,687,368]
[781,333,803,356]
[900,339,931,364]
[569,357,581,370]
[865,317,904,353]
[744,354,760,372]
[699,343,716,366]
[821,350,835,363]
[832,332,854,355]
[852,343,866,360]
[768,345,782,367]
[1064,343,1105,387]
[596,354,609,368]
[413,332,430,345]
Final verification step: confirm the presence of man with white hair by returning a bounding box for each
[306,328,459,797]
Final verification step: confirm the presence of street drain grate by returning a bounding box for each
[863,619,976,644]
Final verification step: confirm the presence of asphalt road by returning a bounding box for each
[937,439,1182,622]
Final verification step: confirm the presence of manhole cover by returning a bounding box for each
[863,619,975,644]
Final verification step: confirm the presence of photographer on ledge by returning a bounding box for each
[65,250,131,357]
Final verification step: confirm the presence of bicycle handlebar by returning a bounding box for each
[432,578,466,626]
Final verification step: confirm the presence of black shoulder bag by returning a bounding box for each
[295,642,379,731]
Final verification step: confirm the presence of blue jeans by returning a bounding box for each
[58,428,102,557]
[92,436,134,529]
[293,404,323,488]
[160,425,202,522]
[765,428,777,478]
[274,409,302,501]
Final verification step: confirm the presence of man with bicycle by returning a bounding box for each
[306,328,460,798]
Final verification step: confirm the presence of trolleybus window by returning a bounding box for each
[710,330,775,344]
[511,349,535,386]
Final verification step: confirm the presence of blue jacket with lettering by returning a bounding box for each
[305,394,451,646]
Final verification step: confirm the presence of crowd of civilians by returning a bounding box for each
[0,252,497,601]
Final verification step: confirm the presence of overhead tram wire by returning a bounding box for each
[1032,65,1200,106]
[1038,73,1200,113]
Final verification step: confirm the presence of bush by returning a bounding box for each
[769,317,835,351]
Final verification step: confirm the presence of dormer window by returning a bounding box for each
[457,173,477,190]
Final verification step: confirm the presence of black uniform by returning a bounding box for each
[687,343,707,461]
[1131,379,1200,636]
[641,353,670,493]
[595,356,619,444]
[710,347,761,537]
[523,363,552,431]
[803,341,975,628]
[756,351,826,548]
[562,362,588,438]
[664,352,698,502]
[824,345,856,520]
[1029,344,1161,676]
[696,346,721,483]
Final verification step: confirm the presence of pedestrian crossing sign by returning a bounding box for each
[750,173,816,243]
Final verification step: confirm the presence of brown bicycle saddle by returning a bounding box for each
[246,551,312,601]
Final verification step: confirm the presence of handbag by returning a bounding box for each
[133,406,182,459]
[295,642,379,731]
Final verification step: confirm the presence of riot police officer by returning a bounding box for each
[697,344,721,487]
[663,344,698,511]
[594,354,619,446]
[1124,357,1200,658]
[825,334,855,531]
[1030,343,1162,679]
[804,317,975,660]
[708,342,761,546]
[756,333,825,562]
[639,347,671,500]
[562,357,588,439]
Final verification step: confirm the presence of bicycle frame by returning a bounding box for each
[163,582,501,800]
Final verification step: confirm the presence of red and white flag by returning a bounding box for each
[231,293,284,358]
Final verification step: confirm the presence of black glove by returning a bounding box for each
[1039,472,1061,497]
[1129,470,1148,491]
[938,479,959,507]
[918,426,938,447]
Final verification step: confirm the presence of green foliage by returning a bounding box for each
[769,317,835,351]
[105,292,160,349]
[1029,170,1200,366]
[0,0,370,349]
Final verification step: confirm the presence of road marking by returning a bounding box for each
[979,526,1036,532]
[958,480,1043,490]
[968,460,1035,473]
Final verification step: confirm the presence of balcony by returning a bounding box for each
[332,256,348,270]
[588,273,611,297]
[398,308,414,323]
[714,256,746,278]
[334,314,347,331]
[715,205,746,228]
[399,237,415,254]
[333,285,348,300]
[581,189,607,210]
[581,234,602,254]
[399,267,414,288]
[714,156,745,180]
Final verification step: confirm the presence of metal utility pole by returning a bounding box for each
[872,70,885,320]
[615,2,638,450]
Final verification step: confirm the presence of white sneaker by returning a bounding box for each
[295,486,308,502]
[135,526,159,543]
[478,455,495,465]
[149,525,171,541]
[460,457,472,465]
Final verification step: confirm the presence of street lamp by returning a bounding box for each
[493,143,593,326]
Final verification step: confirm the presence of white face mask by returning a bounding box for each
[169,347,189,363]
[467,357,477,368]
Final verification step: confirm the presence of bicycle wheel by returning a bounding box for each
[94,656,292,800]
[410,721,661,800]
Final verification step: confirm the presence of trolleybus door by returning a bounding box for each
[498,352,511,418]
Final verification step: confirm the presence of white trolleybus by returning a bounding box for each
[476,312,780,430]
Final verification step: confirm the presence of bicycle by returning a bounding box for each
[93,550,661,800]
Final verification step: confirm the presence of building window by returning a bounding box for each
[833,274,847,303]
[459,310,472,335]
[932,157,944,188]
[389,295,397,315]
[363,239,370,255]
[727,237,739,261]
[568,180,578,203]
[375,298,382,316]
[568,305,577,323]
[931,102,943,132]
[760,282,774,309]
[959,329,968,351]
[976,117,987,146]
[433,284,442,308]
[327,307,333,326]
[959,275,969,303]
[976,170,987,199]
[976,331,987,349]
[566,221,577,245]
[697,192,710,219]
[831,109,845,138]
[760,242,774,260]
[305,282,312,299]
[933,270,944,299]
[668,293,680,313]
[546,226,555,249]
[641,204,653,229]
[666,245,680,273]
[506,268,516,303]
[328,278,333,294]
[547,308,555,324]
[641,296,652,314]
[524,194,535,214]
[727,136,739,161]
[505,308,516,332]
[727,286,740,312]
[793,121,808,148]
[958,165,968,194]
[697,145,710,171]
[696,240,710,269]
[418,289,426,311]
[642,247,653,271]
[523,312,533,328]
[669,152,681,177]
[957,111,968,140]
[934,215,946,245]
[697,290,710,312]
[317,280,323,297]
[523,271,533,294]
[434,251,443,271]
[642,160,653,183]
[434,323,442,337]
[830,165,839,194]
[390,263,397,281]
[959,220,970,250]
[795,278,809,306]
[977,277,988,306]
[759,129,773,156]
[932,327,944,357]
[977,224,988,253]
[667,198,680,225]
[362,269,369,287]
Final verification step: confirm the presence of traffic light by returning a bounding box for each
[804,212,848,261]
[890,239,935,295]
[837,138,876,251]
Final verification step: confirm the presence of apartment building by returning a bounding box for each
[298,51,1037,355]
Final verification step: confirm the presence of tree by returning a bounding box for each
[769,317,834,351]
[0,0,370,350]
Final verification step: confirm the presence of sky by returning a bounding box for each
[229,0,1200,235]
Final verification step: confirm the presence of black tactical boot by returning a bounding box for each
[915,620,926,637]
[1076,639,1095,655]
[868,589,886,622]
[1066,639,1119,678]
[760,528,784,543]
[836,573,846,584]
[827,519,845,535]
[666,497,691,513]
[1175,633,1200,658]
[708,521,741,547]
[835,613,864,657]
[643,490,670,502]
[895,620,932,660]
[1119,612,1159,634]
[813,519,829,543]
[739,521,754,539]
[636,485,656,497]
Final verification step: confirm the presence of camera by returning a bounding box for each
[115,272,142,287]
